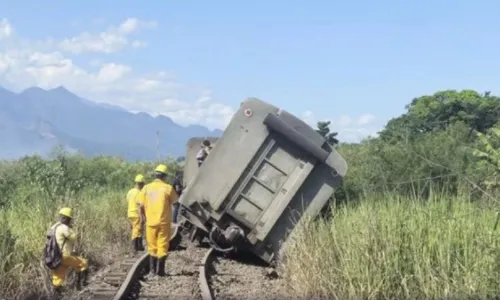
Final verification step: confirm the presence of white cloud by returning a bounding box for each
[118,18,157,34]
[131,40,147,48]
[0,17,374,136]
[57,18,157,54]
[299,111,381,143]
[96,63,131,82]
[357,114,376,125]
[0,18,13,40]
[157,90,235,129]
[0,18,235,130]
[301,110,316,126]
[338,115,352,126]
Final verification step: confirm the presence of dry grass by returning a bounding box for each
[0,153,180,299]
[0,188,130,299]
[282,194,500,300]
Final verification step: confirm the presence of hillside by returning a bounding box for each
[0,86,223,160]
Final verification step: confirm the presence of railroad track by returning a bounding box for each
[76,224,218,300]
[73,223,277,300]
[204,251,282,300]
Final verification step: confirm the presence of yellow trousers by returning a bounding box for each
[129,216,142,240]
[51,255,88,287]
[146,223,170,258]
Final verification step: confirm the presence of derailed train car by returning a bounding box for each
[182,137,219,189]
[178,98,348,263]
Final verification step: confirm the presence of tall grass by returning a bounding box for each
[0,188,130,299]
[283,193,500,299]
[0,153,181,299]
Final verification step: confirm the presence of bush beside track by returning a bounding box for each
[1,89,500,299]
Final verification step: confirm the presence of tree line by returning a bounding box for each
[316,89,500,204]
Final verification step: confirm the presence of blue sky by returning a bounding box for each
[1,0,499,141]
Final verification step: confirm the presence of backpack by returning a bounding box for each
[43,223,66,270]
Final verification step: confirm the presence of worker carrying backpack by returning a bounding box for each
[43,223,66,270]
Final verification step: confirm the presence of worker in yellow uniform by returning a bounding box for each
[138,164,178,277]
[48,207,88,292]
[127,174,146,254]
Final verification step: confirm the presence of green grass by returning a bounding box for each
[1,150,500,300]
[0,153,181,299]
[283,194,500,299]
[0,188,131,299]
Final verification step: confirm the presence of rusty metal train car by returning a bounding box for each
[178,97,348,263]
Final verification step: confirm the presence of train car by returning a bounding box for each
[178,98,348,263]
[182,137,219,189]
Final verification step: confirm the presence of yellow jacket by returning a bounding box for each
[50,222,76,257]
[138,179,178,226]
[127,187,141,218]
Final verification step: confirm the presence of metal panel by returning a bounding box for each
[260,163,342,262]
[255,157,314,240]
[226,138,277,225]
[226,133,313,239]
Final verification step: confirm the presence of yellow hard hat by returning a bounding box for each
[59,207,72,218]
[155,164,168,174]
[135,174,145,183]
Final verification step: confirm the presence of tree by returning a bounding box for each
[316,121,339,146]
[379,90,500,142]
[472,126,500,190]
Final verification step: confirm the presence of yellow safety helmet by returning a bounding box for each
[135,174,145,183]
[59,207,72,218]
[155,164,168,174]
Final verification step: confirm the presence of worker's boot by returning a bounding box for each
[157,256,166,277]
[53,286,63,300]
[76,269,89,290]
[137,237,145,251]
[134,238,140,252]
[149,256,157,277]
[131,239,138,256]
[76,272,82,291]
[81,269,89,287]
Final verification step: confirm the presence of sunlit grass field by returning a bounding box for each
[284,193,500,299]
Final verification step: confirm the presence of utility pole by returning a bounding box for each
[156,130,160,162]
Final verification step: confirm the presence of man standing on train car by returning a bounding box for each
[138,164,178,277]
[196,139,212,166]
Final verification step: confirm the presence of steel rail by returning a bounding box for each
[109,224,180,300]
[199,247,217,300]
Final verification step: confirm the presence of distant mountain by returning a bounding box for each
[0,86,224,160]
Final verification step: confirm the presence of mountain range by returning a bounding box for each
[0,86,223,160]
